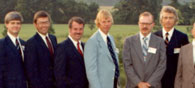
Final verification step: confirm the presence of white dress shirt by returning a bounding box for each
[99,29,111,46]
[192,39,195,64]
[37,32,52,48]
[162,27,174,41]
[139,32,151,48]
[68,35,83,52]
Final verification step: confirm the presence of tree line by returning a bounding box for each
[0,0,194,25]
[0,0,99,24]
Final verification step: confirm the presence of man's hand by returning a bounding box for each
[138,82,151,88]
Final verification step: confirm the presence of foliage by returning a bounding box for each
[113,0,162,24]
[2,25,7,37]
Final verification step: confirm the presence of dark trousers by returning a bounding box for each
[114,77,118,88]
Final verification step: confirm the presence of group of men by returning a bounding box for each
[0,5,194,88]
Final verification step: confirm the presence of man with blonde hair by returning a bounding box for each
[84,9,120,88]
[154,6,189,88]
[123,11,166,88]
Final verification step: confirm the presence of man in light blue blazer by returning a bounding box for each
[84,9,120,88]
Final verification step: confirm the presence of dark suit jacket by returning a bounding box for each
[24,33,57,88]
[0,36,27,88]
[54,38,88,88]
[154,29,189,88]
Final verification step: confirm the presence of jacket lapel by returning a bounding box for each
[133,34,145,64]
[35,33,50,54]
[145,34,157,65]
[96,31,113,62]
[67,38,84,63]
[5,36,19,56]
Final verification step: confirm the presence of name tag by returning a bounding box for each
[148,47,157,54]
[174,48,180,54]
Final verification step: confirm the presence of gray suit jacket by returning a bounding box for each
[174,43,195,88]
[122,33,166,88]
[84,31,119,88]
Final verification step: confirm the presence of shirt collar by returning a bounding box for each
[193,39,195,46]
[37,32,49,39]
[7,32,19,46]
[99,29,110,43]
[68,35,81,47]
[139,32,151,41]
[162,27,174,37]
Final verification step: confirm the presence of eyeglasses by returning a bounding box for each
[162,16,175,20]
[139,22,153,26]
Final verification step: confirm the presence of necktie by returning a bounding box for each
[46,36,54,56]
[16,39,22,57]
[165,32,169,45]
[142,37,148,58]
[77,42,83,57]
[107,36,119,78]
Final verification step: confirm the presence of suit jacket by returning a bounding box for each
[84,31,119,88]
[24,33,57,88]
[0,36,27,88]
[54,38,88,88]
[154,29,189,88]
[174,43,195,88]
[122,33,166,88]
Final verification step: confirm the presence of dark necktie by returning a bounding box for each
[46,36,54,56]
[107,36,119,78]
[165,32,169,45]
[77,42,83,57]
[16,39,22,57]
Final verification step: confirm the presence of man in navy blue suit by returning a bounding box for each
[154,6,189,88]
[0,11,27,88]
[24,11,57,88]
[54,16,88,88]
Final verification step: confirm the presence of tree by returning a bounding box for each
[113,0,162,24]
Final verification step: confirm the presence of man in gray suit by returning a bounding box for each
[84,9,120,88]
[174,22,195,88]
[123,11,166,88]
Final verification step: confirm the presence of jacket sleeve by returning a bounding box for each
[122,38,141,87]
[84,39,102,88]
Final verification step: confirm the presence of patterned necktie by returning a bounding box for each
[46,36,54,56]
[107,36,119,78]
[142,37,148,57]
[165,32,169,45]
[77,42,83,57]
[16,39,22,57]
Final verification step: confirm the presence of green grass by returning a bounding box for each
[0,24,192,88]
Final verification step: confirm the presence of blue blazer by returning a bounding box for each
[0,36,27,88]
[54,38,88,88]
[24,33,57,88]
[84,31,119,88]
[154,29,189,88]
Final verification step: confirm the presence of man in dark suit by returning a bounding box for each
[154,6,189,88]
[0,11,27,88]
[54,16,88,88]
[24,11,57,88]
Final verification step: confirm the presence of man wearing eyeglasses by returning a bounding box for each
[123,11,166,88]
[24,11,57,88]
[154,6,189,88]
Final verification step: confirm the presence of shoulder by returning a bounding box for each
[154,30,162,35]
[181,43,192,50]
[174,29,188,37]
[49,34,56,38]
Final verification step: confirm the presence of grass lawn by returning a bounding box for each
[0,24,192,88]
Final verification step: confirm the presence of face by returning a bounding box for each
[161,12,176,31]
[6,20,22,37]
[69,21,84,41]
[34,17,50,35]
[138,16,154,36]
[99,17,112,34]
